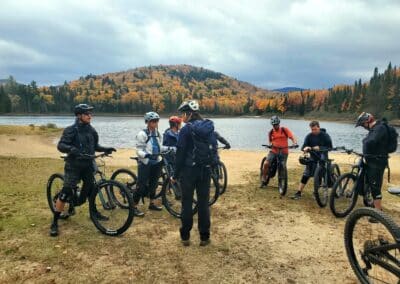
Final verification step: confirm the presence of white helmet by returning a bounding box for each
[144,111,160,123]
[178,100,199,112]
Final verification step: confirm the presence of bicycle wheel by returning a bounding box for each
[110,168,137,209]
[278,164,288,196]
[89,180,134,236]
[46,173,73,219]
[344,208,400,283]
[162,179,198,218]
[313,164,328,207]
[330,164,341,186]
[208,172,220,206]
[216,161,228,195]
[329,173,358,218]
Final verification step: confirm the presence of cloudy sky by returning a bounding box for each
[0,0,399,89]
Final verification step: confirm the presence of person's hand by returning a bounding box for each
[104,147,116,154]
[224,144,231,150]
[168,146,177,153]
[312,146,320,151]
[69,147,80,156]
[303,146,311,152]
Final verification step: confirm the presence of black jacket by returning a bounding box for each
[57,120,107,161]
[362,120,389,165]
[301,128,333,151]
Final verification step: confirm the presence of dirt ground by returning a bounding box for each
[1,130,400,283]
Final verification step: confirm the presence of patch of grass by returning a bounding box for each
[0,125,62,136]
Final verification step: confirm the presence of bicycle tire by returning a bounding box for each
[89,180,134,236]
[278,164,288,196]
[260,157,271,187]
[110,168,137,209]
[329,173,358,218]
[344,207,400,283]
[162,179,198,218]
[313,164,328,207]
[217,161,228,195]
[208,172,220,206]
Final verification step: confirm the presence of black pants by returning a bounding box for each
[136,161,162,203]
[59,161,95,204]
[180,166,211,241]
[365,161,386,200]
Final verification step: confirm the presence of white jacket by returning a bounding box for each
[136,129,172,165]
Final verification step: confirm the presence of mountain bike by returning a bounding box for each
[46,153,134,236]
[214,147,228,195]
[260,144,298,196]
[329,149,380,218]
[344,187,400,283]
[311,147,343,207]
[111,151,197,218]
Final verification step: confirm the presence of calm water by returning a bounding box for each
[0,115,398,153]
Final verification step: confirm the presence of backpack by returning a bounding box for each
[269,127,288,143]
[189,119,218,166]
[382,119,399,153]
[144,128,161,144]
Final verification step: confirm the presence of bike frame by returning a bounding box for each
[363,242,400,277]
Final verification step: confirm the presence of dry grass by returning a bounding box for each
[0,125,62,136]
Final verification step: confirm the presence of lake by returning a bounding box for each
[0,115,398,153]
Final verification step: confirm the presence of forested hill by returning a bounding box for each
[0,63,400,119]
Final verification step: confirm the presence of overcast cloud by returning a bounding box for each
[0,0,399,89]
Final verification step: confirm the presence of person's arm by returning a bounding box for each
[136,131,149,158]
[173,127,189,179]
[57,126,77,154]
[320,132,333,150]
[286,128,298,145]
[93,128,115,152]
[215,131,230,148]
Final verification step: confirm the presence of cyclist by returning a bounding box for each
[163,115,182,167]
[355,112,389,211]
[49,104,116,237]
[135,112,175,216]
[261,116,297,187]
[292,120,332,200]
[215,131,231,150]
[171,100,215,247]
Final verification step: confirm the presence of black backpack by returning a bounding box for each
[382,120,399,153]
[189,119,218,166]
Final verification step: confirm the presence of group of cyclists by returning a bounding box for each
[262,112,391,208]
[49,100,393,247]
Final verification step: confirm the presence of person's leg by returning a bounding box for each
[148,162,163,210]
[50,163,80,236]
[180,167,196,243]
[196,167,211,244]
[366,164,385,210]
[134,162,151,216]
[292,163,312,199]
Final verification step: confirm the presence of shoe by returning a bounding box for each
[148,203,163,211]
[200,239,211,247]
[133,207,145,217]
[181,239,190,246]
[291,192,302,200]
[68,206,76,216]
[94,211,109,221]
[260,181,267,188]
[49,223,58,237]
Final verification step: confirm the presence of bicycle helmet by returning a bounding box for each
[178,100,199,112]
[299,154,312,165]
[144,111,160,123]
[355,112,374,127]
[169,116,182,124]
[270,115,280,125]
[74,104,94,115]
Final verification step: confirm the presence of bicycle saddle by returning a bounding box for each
[130,157,139,161]
[388,187,400,195]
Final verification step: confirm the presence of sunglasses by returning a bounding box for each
[82,113,93,116]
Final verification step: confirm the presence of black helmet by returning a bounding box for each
[355,112,374,127]
[299,154,312,165]
[271,115,280,125]
[74,104,94,115]
[178,100,199,112]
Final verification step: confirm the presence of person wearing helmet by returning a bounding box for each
[171,100,215,247]
[49,104,116,237]
[163,116,182,147]
[292,120,332,200]
[356,112,389,211]
[135,111,175,216]
[261,116,297,187]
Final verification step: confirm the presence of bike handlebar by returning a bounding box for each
[262,144,299,149]
[61,152,112,160]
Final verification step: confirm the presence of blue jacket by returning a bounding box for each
[163,128,179,147]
